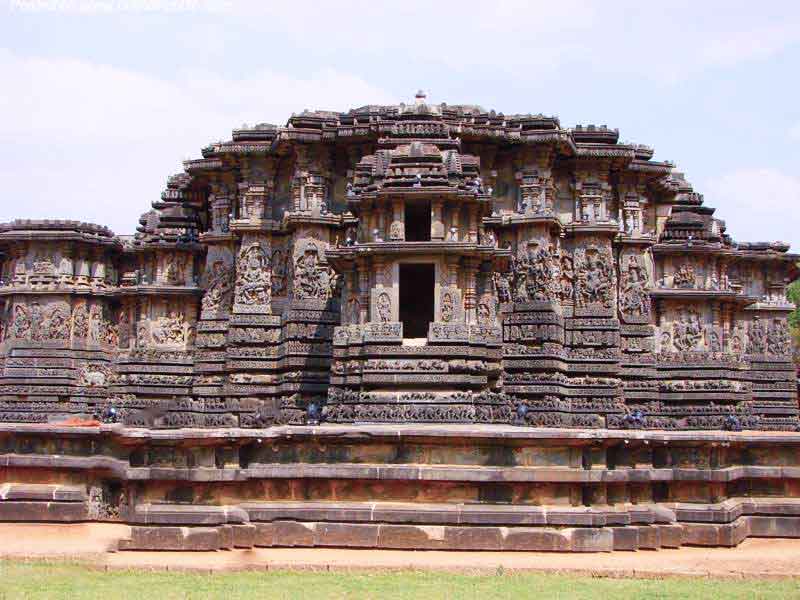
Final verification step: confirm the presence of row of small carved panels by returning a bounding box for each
[501,345,621,360]
[504,312,565,325]
[348,374,490,386]
[3,367,78,377]
[323,403,513,424]
[332,358,500,374]
[503,324,564,344]
[225,383,328,396]
[752,392,800,400]
[502,360,621,374]
[503,372,622,387]
[4,350,110,363]
[114,364,194,374]
[605,415,799,431]
[117,351,194,365]
[332,344,499,360]
[0,400,90,412]
[565,319,624,332]
[504,386,622,398]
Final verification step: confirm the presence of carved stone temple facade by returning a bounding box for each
[0,93,798,552]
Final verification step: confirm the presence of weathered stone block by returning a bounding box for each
[119,526,221,551]
[314,522,379,548]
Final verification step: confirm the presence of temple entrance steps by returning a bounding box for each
[114,498,800,552]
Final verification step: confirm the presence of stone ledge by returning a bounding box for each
[128,504,249,526]
[240,501,674,527]
[4,422,800,444]
[0,483,86,502]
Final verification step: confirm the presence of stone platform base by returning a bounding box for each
[2,424,800,552]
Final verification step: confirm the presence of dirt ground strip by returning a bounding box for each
[1,523,800,579]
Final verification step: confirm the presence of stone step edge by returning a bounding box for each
[116,516,800,552]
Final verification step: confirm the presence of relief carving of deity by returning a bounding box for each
[766,319,791,355]
[493,272,511,304]
[376,292,391,323]
[151,311,186,346]
[88,304,104,343]
[11,304,32,339]
[673,262,696,289]
[347,295,361,324]
[672,308,703,352]
[441,291,454,322]
[574,244,613,308]
[294,245,330,300]
[163,254,186,286]
[235,243,271,306]
[509,244,565,303]
[71,302,89,339]
[43,303,70,340]
[270,248,287,297]
[619,255,651,319]
[201,259,234,313]
[748,315,768,354]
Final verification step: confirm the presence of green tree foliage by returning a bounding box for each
[789,277,800,363]
[789,278,800,329]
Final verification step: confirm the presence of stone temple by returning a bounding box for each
[0,92,798,552]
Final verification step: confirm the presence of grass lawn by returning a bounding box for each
[0,560,799,599]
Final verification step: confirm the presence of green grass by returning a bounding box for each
[0,560,799,599]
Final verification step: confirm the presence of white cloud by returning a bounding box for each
[0,49,394,234]
[703,168,800,251]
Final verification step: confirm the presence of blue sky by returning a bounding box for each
[0,0,798,249]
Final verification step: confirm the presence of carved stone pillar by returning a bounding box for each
[390,199,404,241]
[357,258,370,325]
[463,257,479,323]
[431,199,444,240]
[449,205,460,241]
[467,205,478,243]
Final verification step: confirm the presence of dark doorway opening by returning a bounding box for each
[399,263,435,338]
[404,200,431,242]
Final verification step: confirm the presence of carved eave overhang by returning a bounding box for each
[0,285,118,298]
[650,288,756,306]
[123,239,205,254]
[197,231,237,244]
[564,222,621,237]
[483,213,563,233]
[0,220,121,250]
[615,232,658,246]
[282,212,352,233]
[626,158,674,183]
[229,218,283,234]
[183,158,224,174]
[652,242,726,255]
[114,284,203,297]
[573,145,636,170]
[326,241,510,270]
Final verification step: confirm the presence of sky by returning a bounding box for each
[0,0,798,250]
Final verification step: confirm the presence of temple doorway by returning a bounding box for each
[399,263,434,339]
[404,200,431,241]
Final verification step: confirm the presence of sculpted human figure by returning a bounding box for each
[88,304,103,343]
[376,292,391,323]
[11,304,31,339]
[441,292,454,322]
[202,260,234,312]
[71,302,89,339]
[493,272,511,304]
[294,246,328,300]
[748,315,767,354]
[620,255,650,317]
[236,243,270,306]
